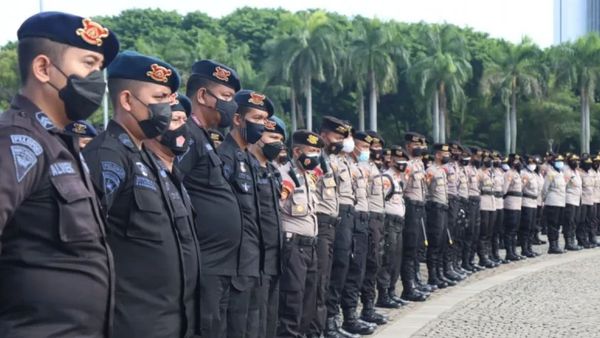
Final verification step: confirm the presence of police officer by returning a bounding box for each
[464,147,482,271]
[532,155,547,246]
[452,144,472,276]
[520,155,540,257]
[590,154,600,246]
[208,128,225,148]
[491,152,508,264]
[425,143,454,289]
[377,146,409,307]
[0,12,118,337]
[308,116,345,338]
[400,132,430,301]
[176,60,241,338]
[64,120,98,148]
[83,51,198,337]
[563,154,583,251]
[578,153,595,249]
[502,154,524,261]
[360,131,389,325]
[383,148,392,170]
[477,151,497,268]
[276,130,323,337]
[248,115,286,338]
[543,154,566,253]
[219,89,272,337]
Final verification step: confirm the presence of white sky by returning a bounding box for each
[0,0,554,47]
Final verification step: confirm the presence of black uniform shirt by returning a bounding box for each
[176,120,242,276]
[219,134,261,278]
[0,95,112,337]
[83,120,188,338]
[257,163,282,276]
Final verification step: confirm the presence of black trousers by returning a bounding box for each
[519,207,537,244]
[341,211,369,311]
[534,206,543,236]
[401,202,425,286]
[479,210,495,248]
[361,212,385,306]
[544,206,564,241]
[578,204,593,245]
[443,196,459,264]
[465,197,481,261]
[503,209,521,243]
[377,215,404,293]
[277,238,318,338]
[228,276,258,338]
[199,274,232,338]
[327,204,355,318]
[494,208,504,243]
[454,198,469,263]
[562,204,579,239]
[425,202,448,274]
[591,204,599,242]
[252,274,279,338]
[308,214,338,335]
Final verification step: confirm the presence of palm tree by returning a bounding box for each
[264,11,340,131]
[346,18,409,131]
[408,24,472,143]
[480,38,544,153]
[551,33,600,153]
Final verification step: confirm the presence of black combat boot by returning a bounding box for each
[548,240,565,254]
[360,302,388,325]
[437,266,457,286]
[400,280,428,302]
[325,316,353,338]
[388,289,410,306]
[376,289,399,309]
[505,238,520,261]
[565,237,581,251]
[342,308,375,335]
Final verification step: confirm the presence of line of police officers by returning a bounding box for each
[2,11,600,338]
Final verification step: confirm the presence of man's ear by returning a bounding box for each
[31,54,52,84]
[196,87,208,106]
[232,113,242,128]
[119,90,133,113]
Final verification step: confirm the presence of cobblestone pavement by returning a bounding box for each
[372,241,600,337]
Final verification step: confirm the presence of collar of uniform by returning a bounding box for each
[106,120,139,153]
[11,94,62,134]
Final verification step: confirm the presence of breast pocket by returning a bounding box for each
[51,175,101,242]
[321,175,337,200]
[291,190,309,217]
[127,181,164,242]
[206,151,226,187]
[173,202,193,241]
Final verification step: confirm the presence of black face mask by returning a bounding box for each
[205,89,238,128]
[582,162,592,171]
[421,147,429,156]
[328,142,344,155]
[395,161,407,172]
[49,65,106,121]
[262,141,283,161]
[441,155,450,164]
[593,162,600,170]
[131,95,172,139]
[370,149,383,161]
[493,161,501,168]
[483,160,492,168]
[241,119,264,144]
[568,161,578,170]
[452,153,460,161]
[461,159,470,166]
[513,163,522,171]
[411,147,422,157]
[160,123,190,156]
[472,159,481,168]
[298,153,320,170]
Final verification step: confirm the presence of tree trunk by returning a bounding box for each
[581,88,591,153]
[510,91,517,153]
[290,88,297,132]
[369,70,378,131]
[505,102,511,154]
[305,78,313,131]
[432,91,440,143]
[439,82,447,143]
[358,90,365,131]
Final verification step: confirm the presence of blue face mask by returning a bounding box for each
[358,150,370,162]
[554,161,564,171]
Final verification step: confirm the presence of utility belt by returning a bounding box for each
[505,191,523,198]
[468,195,481,201]
[426,201,449,210]
[285,232,317,246]
[494,192,503,198]
[523,193,538,200]
[481,191,494,196]
[317,213,341,226]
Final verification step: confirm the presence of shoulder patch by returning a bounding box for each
[103,171,121,195]
[35,112,55,130]
[102,161,126,180]
[10,145,38,183]
[118,133,135,149]
[10,134,43,155]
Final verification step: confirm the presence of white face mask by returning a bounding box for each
[342,138,355,153]
[527,164,537,172]
[501,164,510,171]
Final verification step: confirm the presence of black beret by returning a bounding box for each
[292,130,324,148]
[353,131,373,145]
[264,115,287,140]
[208,128,224,143]
[234,89,274,117]
[581,153,592,163]
[404,131,424,143]
[108,51,180,93]
[448,141,462,151]
[320,116,350,137]
[343,120,354,135]
[190,59,241,92]
[171,94,191,117]
[18,12,119,68]
[433,143,450,152]
[508,153,521,162]
[365,130,384,147]
[64,120,97,138]
[567,153,580,161]
[390,145,409,159]
[468,146,482,155]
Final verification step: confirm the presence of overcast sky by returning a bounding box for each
[0,0,554,47]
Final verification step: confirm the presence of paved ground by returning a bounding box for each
[372,242,600,337]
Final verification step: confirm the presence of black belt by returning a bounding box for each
[285,233,317,246]
[370,212,385,221]
[386,214,404,223]
[494,192,503,198]
[406,199,425,207]
[427,201,449,210]
[523,193,537,200]
[469,196,481,201]
[317,213,340,225]
[481,191,494,196]
[505,191,523,198]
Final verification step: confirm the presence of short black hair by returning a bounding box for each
[18,37,67,86]
[107,78,140,110]
[185,74,217,98]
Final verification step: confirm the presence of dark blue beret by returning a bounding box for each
[365,130,384,147]
[107,51,180,93]
[353,131,373,145]
[234,89,274,117]
[64,120,98,138]
[292,130,324,148]
[190,60,241,92]
[171,93,191,117]
[320,116,350,137]
[265,115,287,140]
[17,12,119,68]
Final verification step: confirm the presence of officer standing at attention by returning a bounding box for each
[542,154,567,254]
[503,154,524,262]
[248,115,286,338]
[464,147,482,272]
[477,151,497,269]
[563,154,583,251]
[491,151,507,264]
[0,12,118,337]
[591,155,600,246]
[276,130,323,338]
[400,132,430,302]
[64,120,98,149]
[578,153,595,249]
[520,155,541,257]
[175,60,241,338]
[308,116,345,338]
[83,51,197,337]
[219,89,271,338]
